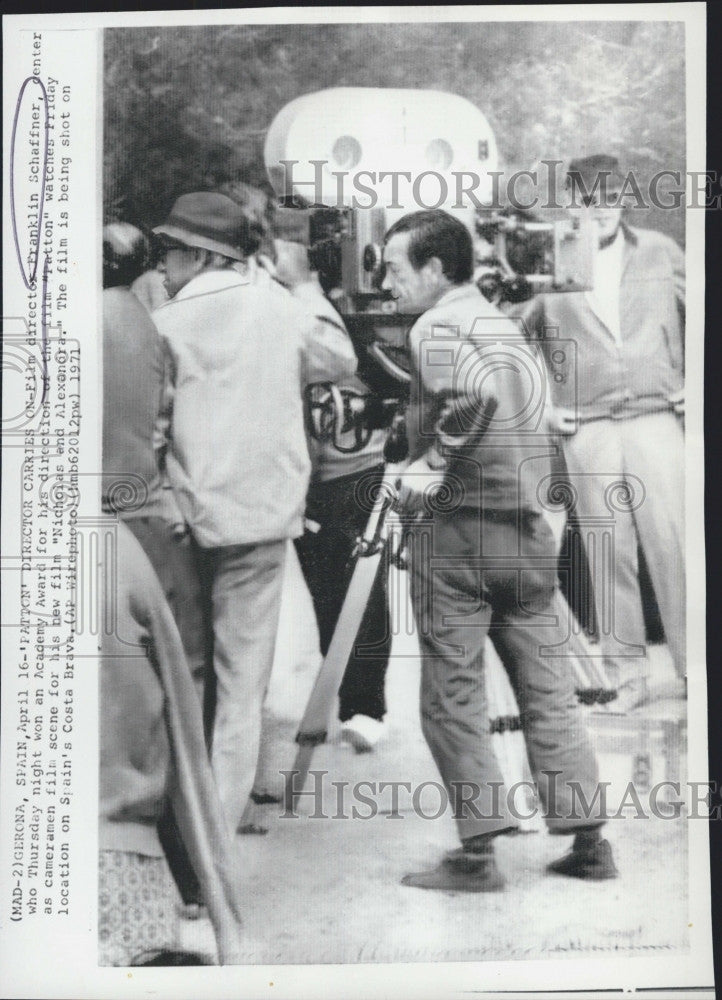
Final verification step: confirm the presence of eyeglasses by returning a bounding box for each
[579,191,624,209]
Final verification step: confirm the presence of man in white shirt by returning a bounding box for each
[521,155,686,709]
[152,192,357,833]
[585,215,625,343]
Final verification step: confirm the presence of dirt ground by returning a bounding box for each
[179,557,690,966]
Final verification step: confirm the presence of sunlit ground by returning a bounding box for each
[180,552,690,965]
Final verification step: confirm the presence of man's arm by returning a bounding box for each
[514,294,579,435]
[152,337,188,533]
[668,235,685,370]
[514,293,545,344]
[292,279,358,386]
[668,235,685,324]
[413,308,526,455]
[264,238,357,385]
[659,235,685,412]
[397,315,511,514]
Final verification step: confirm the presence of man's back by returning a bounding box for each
[153,269,313,547]
[407,282,554,513]
[154,268,356,547]
[102,286,166,516]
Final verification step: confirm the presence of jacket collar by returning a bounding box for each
[171,267,249,303]
[432,282,479,309]
[620,220,638,246]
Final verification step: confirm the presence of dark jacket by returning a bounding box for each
[407,282,554,512]
[102,286,179,521]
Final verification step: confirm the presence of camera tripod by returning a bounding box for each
[284,466,400,811]
[284,393,619,813]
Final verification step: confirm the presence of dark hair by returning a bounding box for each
[384,210,473,284]
[102,223,150,288]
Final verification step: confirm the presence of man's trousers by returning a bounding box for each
[295,464,390,723]
[195,539,287,834]
[561,411,685,682]
[408,508,600,842]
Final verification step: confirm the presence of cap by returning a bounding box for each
[566,154,624,191]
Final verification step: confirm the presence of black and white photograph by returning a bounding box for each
[0,5,713,998]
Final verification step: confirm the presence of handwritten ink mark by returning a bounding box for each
[41,255,50,404]
[10,76,50,290]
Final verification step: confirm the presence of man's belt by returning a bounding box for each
[575,399,677,426]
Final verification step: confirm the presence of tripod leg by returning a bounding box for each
[284,744,317,814]
[287,473,398,797]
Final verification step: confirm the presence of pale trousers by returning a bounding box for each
[561,411,685,681]
[198,539,287,833]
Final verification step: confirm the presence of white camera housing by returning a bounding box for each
[264,87,499,229]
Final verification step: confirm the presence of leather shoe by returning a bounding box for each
[401,848,506,892]
[548,838,618,880]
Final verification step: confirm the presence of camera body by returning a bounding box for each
[266,88,499,415]
[264,88,591,451]
[475,208,595,305]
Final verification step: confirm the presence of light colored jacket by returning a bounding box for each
[153,269,356,547]
[518,224,684,420]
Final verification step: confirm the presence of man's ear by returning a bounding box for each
[193,247,209,269]
[423,256,445,284]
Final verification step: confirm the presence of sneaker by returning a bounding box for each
[401,848,506,892]
[339,714,385,753]
[548,838,618,880]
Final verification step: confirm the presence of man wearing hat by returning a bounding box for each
[152,192,357,834]
[521,155,686,709]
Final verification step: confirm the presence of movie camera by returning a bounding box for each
[264,92,613,773]
[474,207,595,305]
[264,88,594,455]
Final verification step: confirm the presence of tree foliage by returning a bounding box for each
[104,20,686,243]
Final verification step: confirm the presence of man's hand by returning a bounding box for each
[395,455,447,518]
[262,238,313,290]
[548,405,579,436]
